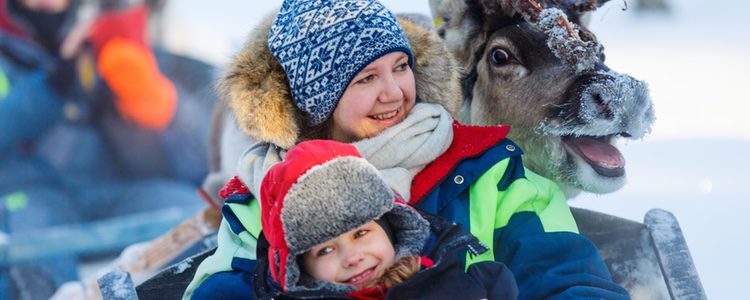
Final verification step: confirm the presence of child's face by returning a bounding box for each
[301,220,396,289]
[330,51,416,142]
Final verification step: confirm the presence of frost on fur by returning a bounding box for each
[537,8,601,73]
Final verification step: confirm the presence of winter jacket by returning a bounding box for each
[0,0,70,153]
[411,122,629,299]
[185,123,628,300]
[186,13,628,300]
[193,202,518,300]
[0,30,63,154]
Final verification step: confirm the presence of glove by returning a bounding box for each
[97,37,176,130]
[91,4,177,130]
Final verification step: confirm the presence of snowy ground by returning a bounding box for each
[159,0,750,298]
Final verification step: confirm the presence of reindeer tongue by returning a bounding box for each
[563,136,625,177]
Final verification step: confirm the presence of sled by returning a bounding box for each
[115,207,705,300]
[572,208,706,299]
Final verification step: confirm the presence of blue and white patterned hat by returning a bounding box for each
[268,0,414,125]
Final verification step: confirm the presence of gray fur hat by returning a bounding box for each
[260,140,429,293]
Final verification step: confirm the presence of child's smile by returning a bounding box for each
[342,265,378,287]
[303,221,396,289]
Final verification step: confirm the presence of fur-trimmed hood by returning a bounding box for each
[260,140,429,293]
[218,11,462,149]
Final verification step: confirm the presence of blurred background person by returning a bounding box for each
[1,0,216,298]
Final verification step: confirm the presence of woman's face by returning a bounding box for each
[330,51,416,142]
[301,221,396,289]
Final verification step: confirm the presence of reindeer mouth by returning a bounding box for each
[561,135,626,177]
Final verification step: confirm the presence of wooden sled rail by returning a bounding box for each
[572,207,706,299]
[0,206,197,266]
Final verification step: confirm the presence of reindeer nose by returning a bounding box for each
[578,74,616,121]
[585,87,614,120]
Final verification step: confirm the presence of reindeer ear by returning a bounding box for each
[431,1,471,55]
[430,0,488,76]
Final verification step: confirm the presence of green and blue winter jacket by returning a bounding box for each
[184,123,628,299]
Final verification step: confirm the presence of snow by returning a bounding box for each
[172,257,193,274]
[49,282,86,300]
[49,281,99,300]
[99,270,136,299]
[604,235,670,299]
[113,241,150,271]
[572,139,749,299]
[159,0,749,298]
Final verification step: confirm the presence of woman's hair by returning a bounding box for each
[296,106,334,142]
[377,256,421,289]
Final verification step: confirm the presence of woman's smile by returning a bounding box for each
[369,108,400,121]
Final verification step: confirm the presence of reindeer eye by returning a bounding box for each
[489,48,512,66]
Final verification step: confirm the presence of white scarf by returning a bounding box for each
[353,103,454,201]
[237,103,454,202]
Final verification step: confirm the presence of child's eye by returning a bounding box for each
[394,63,408,72]
[317,247,333,257]
[354,229,369,239]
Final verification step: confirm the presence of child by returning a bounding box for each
[186,0,629,298]
[254,140,518,299]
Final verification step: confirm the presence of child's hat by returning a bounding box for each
[260,140,429,293]
[268,0,414,126]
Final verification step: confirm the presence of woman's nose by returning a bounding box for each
[377,75,403,103]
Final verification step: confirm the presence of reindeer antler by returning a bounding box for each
[494,0,605,73]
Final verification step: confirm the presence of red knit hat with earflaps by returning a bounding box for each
[260,140,429,293]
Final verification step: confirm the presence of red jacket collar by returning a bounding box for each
[219,176,251,199]
[346,285,387,300]
[410,121,510,204]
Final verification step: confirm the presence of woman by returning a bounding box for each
[185,0,628,299]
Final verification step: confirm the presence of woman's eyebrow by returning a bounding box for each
[359,66,377,74]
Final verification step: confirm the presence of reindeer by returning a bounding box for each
[429,0,655,197]
[68,2,659,298]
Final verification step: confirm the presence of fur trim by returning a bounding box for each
[218,11,461,149]
[282,157,394,256]
[273,155,429,293]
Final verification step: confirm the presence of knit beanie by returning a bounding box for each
[268,0,415,126]
[260,140,429,293]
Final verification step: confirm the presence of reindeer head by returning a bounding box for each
[430,0,655,196]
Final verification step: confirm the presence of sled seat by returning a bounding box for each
[128,208,706,300]
[571,208,706,299]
